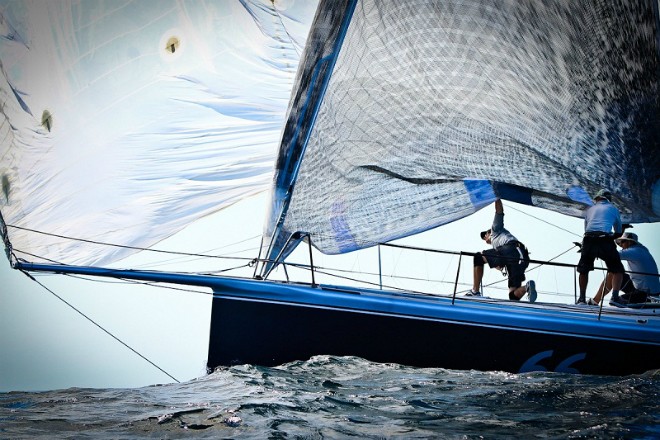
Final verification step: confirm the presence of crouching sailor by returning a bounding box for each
[467,199,537,302]
[589,232,660,306]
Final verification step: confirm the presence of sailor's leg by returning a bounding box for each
[472,253,486,292]
[510,286,526,300]
[578,272,589,303]
[610,272,623,299]
[507,264,527,300]
[576,238,594,303]
[593,273,612,304]
[602,239,625,300]
[472,264,484,292]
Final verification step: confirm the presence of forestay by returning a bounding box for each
[263,0,660,267]
[0,0,317,266]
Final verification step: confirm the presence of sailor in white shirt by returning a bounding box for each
[591,232,660,305]
[576,189,625,305]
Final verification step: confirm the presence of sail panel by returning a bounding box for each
[0,0,317,266]
[271,0,660,256]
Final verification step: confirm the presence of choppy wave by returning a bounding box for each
[1,356,658,439]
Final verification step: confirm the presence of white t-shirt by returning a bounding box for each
[584,200,622,234]
[619,244,660,294]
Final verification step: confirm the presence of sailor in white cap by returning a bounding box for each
[590,232,660,305]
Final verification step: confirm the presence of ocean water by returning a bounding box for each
[1,356,658,439]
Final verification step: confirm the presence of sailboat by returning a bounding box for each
[1,0,659,379]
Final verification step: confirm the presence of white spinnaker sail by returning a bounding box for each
[0,0,317,266]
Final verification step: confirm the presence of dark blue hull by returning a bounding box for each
[207,278,660,376]
[12,262,660,376]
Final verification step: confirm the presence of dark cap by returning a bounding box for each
[480,229,491,240]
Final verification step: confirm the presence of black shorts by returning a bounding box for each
[483,244,527,288]
[577,235,625,274]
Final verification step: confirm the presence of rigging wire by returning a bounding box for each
[8,221,254,380]
[302,261,470,290]
[8,224,255,262]
[15,246,257,280]
[17,269,181,383]
[128,234,262,269]
[308,265,459,295]
[129,244,262,270]
[62,273,215,295]
[294,242,582,299]
[13,248,66,265]
[506,204,582,238]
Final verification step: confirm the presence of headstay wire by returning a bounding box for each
[17,269,181,383]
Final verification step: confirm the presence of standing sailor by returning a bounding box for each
[576,189,624,305]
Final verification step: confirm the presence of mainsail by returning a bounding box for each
[263,0,660,269]
[0,0,317,266]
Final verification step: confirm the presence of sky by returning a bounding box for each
[1,0,658,394]
[2,192,658,392]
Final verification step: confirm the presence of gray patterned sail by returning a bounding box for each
[262,0,660,267]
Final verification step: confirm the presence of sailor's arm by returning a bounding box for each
[618,247,632,261]
[491,199,504,232]
[494,199,503,214]
[613,212,623,236]
[609,206,623,238]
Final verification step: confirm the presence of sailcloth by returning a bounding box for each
[263,0,660,265]
[0,0,317,266]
